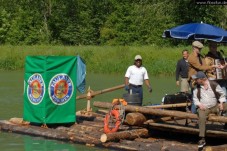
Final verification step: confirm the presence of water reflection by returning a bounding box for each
[24,135,77,151]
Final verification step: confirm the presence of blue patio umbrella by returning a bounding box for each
[163,22,227,42]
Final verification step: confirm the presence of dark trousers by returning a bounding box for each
[128,85,143,102]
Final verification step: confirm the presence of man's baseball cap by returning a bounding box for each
[192,41,204,49]
[191,71,206,79]
[135,55,142,60]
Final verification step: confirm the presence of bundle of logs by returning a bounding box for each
[94,101,227,139]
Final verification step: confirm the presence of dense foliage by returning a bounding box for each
[0,0,226,46]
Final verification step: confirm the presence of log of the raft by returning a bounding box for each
[205,146,227,151]
[94,101,227,123]
[125,113,147,126]
[144,117,183,124]
[76,84,124,100]
[103,142,138,151]
[145,102,191,109]
[100,128,148,143]
[56,124,103,132]
[148,122,227,138]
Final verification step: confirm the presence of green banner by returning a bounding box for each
[23,56,77,124]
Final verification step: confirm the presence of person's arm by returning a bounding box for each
[143,68,152,92]
[193,88,206,110]
[144,79,152,92]
[125,77,129,86]
[124,67,130,91]
[176,60,180,86]
[216,85,226,111]
[188,55,215,71]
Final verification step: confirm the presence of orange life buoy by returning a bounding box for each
[103,109,121,134]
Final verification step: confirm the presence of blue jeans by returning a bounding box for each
[191,101,197,114]
[128,85,143,102]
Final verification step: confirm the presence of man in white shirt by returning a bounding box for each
[192,71,227,149]
[125,55,152,104]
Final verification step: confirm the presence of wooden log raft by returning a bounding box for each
[100,128,148,143]
[93,101,227,123]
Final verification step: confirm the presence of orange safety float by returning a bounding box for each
[103,99,127,134]
[103,109,121,134]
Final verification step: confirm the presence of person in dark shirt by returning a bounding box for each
[176,49,190,92]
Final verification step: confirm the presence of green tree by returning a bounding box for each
[0,9,11,44]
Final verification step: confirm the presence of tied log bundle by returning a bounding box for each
[93,101,227,123]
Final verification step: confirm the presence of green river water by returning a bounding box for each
[0,71,178,151]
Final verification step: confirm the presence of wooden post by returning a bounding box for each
[86,86,91,112]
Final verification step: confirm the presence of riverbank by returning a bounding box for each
[0,45,216,76]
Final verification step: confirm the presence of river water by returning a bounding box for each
[0,71,178,151]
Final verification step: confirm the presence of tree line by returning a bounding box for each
[0,0,226,46]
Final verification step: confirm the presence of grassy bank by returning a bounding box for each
[0,45,218,76]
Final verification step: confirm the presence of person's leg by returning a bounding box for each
[223,102,227,111]
[222,103,227,129]
[197,108,210,148]
[191,103,197,114]
[131,86,143,106]
[197,109,209,138]
[181,78,189,92]
[138,87,143,105]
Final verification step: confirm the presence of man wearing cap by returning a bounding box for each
[188,41,220,113]
[188,41,219,82]
[192,71,227,148]
[125,55,152,105]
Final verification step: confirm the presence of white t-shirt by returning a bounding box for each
[125,65,149,85]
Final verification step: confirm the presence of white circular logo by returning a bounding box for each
[49,74,74,105]
[27,73,45,105]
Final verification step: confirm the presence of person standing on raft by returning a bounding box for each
[124,55,152,104]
